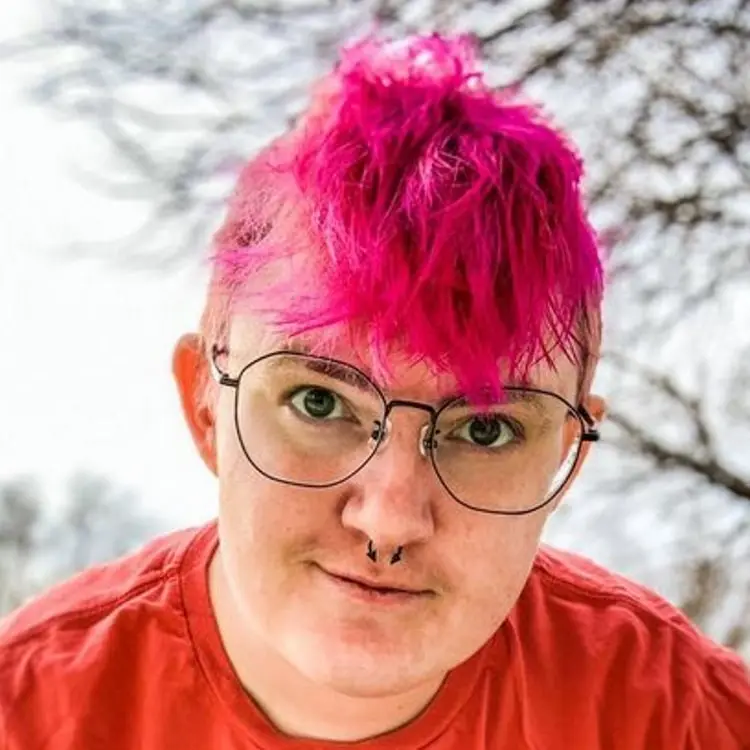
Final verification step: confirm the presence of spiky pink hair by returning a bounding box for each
[206,33,603,399]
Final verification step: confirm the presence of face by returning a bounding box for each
[174,317,605,700]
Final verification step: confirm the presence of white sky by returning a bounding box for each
[0,3,217,527]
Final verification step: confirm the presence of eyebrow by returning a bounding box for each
[498,390,556,417]
[449,389,552,414]
[302,358,375,391]
[274,342,376,392]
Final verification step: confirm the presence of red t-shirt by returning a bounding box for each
[0,522,748,749]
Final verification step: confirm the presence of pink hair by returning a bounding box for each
[205,33,603,399]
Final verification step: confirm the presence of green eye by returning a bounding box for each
[454,415,517,448]
[290,387,343,420]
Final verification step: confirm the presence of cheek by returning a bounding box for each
[216,407,286,542]
[216,442,338,594]
[215,471,316,634]
[219,463,303,561]
[444,516,547,639]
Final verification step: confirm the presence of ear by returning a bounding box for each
[571,393,607,473]
[172,333,218,476]
[549,393,607,511]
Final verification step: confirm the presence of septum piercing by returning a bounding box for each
[367,539,404,565]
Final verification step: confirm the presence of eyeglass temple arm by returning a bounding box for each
[209,344,239,388]
[577,403,601,442]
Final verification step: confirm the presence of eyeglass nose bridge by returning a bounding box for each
[368,399,440,459]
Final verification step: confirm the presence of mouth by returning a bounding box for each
[316,566,432,604]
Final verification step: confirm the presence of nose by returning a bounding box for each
[341,416,437,553]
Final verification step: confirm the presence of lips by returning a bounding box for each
[335,574,414,594]
[318,566,431,596]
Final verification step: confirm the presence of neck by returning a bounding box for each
[209,549,445,742]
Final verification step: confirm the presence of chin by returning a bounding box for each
[300,652,426,699]
[283,622,433,698]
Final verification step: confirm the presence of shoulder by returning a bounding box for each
[0,523,215,743]
[529,544,741,657]
[0,524,206,648]
[507,545,750,746]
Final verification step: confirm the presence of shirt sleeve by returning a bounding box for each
[687,646,750,749]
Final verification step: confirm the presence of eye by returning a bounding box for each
[289,387,346,420]
[452,414,519,448]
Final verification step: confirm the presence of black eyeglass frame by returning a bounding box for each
[209,345,600,516]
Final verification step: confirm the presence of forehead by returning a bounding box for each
[227,316,581,403]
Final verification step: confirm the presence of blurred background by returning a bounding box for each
[0,0,748,658]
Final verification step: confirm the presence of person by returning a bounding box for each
[0,32,748,750]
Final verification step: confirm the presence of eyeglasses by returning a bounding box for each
[210,346,600,516]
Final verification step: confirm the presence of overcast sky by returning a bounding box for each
[0,2,216,527]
